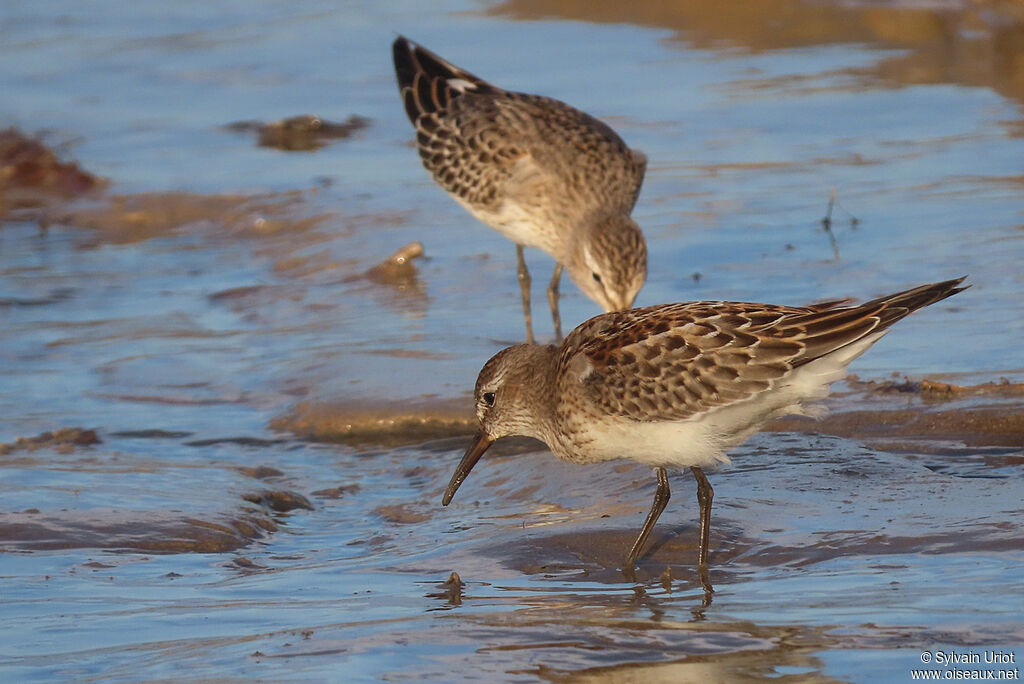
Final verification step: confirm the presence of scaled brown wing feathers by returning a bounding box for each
[558,278,967,423]
[392,36,646,216]
[560,302,808,422]
[392,36,495,122]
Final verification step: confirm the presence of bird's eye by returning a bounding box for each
[592,273,602,284]
[482,392,496,407]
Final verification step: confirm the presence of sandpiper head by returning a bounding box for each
[442,344,557,506]
[566,214,647,312]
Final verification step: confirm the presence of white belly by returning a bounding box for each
[454,195,565,257]
[571,417,734,469]
[562,332,886,471]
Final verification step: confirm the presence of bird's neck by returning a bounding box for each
[508,344,562,442]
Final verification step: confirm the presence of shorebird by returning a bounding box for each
[442,278,967,572]
[392,36,648,343]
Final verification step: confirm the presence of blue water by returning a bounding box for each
[1,1,1023,681]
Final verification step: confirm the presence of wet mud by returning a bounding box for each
[270,377,1024,450]
[272,397,475,446]
[771,403,1024,448]
[769,377,1024,448]
[0,128,104,218]
[46,190,334,245]
[0,507,278,553]
[0,427,100,455]
[489,0,1024,106]
[0,427,309,554]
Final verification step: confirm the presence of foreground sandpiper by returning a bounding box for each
[392,36,648,342]
[443,278,968,572]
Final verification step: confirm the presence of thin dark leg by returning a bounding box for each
[546,262,564,342]
[697,564,714,601]
[690,466,714,567]
[515,244,534,344]
[624,467,670,571]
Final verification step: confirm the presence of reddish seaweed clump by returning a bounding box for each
[0,428,101,455]
[0,129,103,216]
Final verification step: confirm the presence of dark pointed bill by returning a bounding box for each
[442,430,493,506]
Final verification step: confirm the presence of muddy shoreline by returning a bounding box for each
[272,377,1024,450]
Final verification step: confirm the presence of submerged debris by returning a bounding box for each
[341,240,428,309]
[311,484,361,499]
[819,188,859,260]
[224,114,371,151]
[229,556,267,571]
[237,465,286,480]
[374,503,430,524]
[0,428,101,455]
[443,571,464,605]
[243,490,314,513]
[660,566,674,592]
[427,572,464,606]
[360,241,425,286]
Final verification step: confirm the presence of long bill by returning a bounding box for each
[442,430,493,506]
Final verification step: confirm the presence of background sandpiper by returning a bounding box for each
[392,36,648,342]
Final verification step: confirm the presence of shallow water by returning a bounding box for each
[1,1,1023,681]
